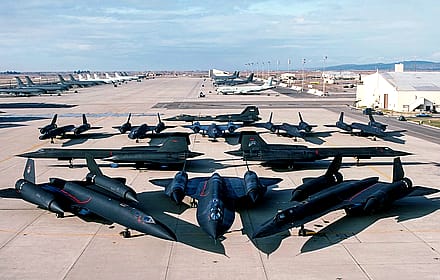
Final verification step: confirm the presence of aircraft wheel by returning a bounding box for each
[120,229,131,238]
[56,213,64,218]
[298,225,306,236]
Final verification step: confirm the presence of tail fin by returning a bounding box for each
[239,131,268,151]
[51,114,58,125]
[58,75,66,82]
[127,113,132,123]
[298,112,304,123]
[268,112,273,123]
[265,77,273,86]
[86,155,103,176]
[69,74,76,81]
[247,73,254,82]
[325,155,342,176]
[158,137,189,152]
[82,114,88,125]
[368,114,375,123]
[157,113,162,123]
[23,159,36,183]
[392,157,404,182]
[25,76,35,86]
[15,77,26,87]
[339,112,344,122]
[241,105,259,116]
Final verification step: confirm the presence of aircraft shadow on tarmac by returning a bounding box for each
[0,115,50,129]
[60,132,119,147]
[137,190,226,255]
[264,160,429,173]
[300,196,440,254]
[0,102,77,109]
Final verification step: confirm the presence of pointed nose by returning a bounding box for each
[124,192,139,204]
[142,220,177,241]
[48,201,64,215]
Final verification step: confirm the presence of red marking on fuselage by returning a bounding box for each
[348,183,378,201]
[199,180,209,197]
[60,189,92,204]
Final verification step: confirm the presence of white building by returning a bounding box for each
[356,66,440,112]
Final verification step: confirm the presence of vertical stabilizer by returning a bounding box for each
[325,155,342,176]
[51,114,58,125]
[86,155,103,176]
[392,157,404,182]
[23,159,36,183]
[82,114,88,125]
[15,77,26,87]
[239,132,268,151]
[339,112,344,122]
[25,76,35,86]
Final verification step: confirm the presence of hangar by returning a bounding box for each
[356,64,440,112]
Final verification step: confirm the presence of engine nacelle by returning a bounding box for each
[363,179,413,214]
[166,171,188,204]
[244,170,265,204]
[119,123,132,134]
[87,174,138,203]
[291,172,343,202]
[15,179,64,215]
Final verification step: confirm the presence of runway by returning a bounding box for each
[0,77,439,280]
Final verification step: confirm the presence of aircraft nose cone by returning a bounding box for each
[143,220,177,241]
[224,150,242,157]
[124,192,139,204]
[49,201,64,215]
[188,151,204,158]
[17,151,38,158]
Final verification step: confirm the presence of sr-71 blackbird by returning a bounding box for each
[183,121,242,140]
[164,105,261,124]
[327,112,406,141]
[39,114,102,143]
[226,131,411,167]
[254,112,317,140]
[0,158,176,240]
[112,113,174,142]
[150,168,282,240]
[253,156,438,238]
[19,135,203,168]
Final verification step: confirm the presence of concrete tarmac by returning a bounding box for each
[0,77,439,280]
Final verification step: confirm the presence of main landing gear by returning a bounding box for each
[120,228,131,238]
[190,198,198,208]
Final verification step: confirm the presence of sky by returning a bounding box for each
[0,0,439,71]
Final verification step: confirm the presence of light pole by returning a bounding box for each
[301,58,306,92]
[323,56,327,94]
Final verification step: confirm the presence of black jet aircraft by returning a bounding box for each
[164,106,261,124]
[19,135,203,168]
[225,131,411,167]
[254,112,318,141]
[253,157,438,238]
[183,121,242,140]
[327,112,405,141]
[1,158,176,240]
[149,169,282,240]
[113,113,174,142]
[39,114,102,143]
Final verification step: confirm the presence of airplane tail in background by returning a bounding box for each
[82,114,88,125]
[158,137,189,153]
[15,77,26,87]
[25,76,35,86]
[239,132,268,151]
[339,112,344,122]
[298,112,304,123]
[58,75,66,82]
[69,74,77,81]
[23,159,36,184]
[247,73,254,82]
[264,77,273,86]
[240,106,259,117]
[268,112,273,124]
[51,114,58,125]
[392,157,404,183]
